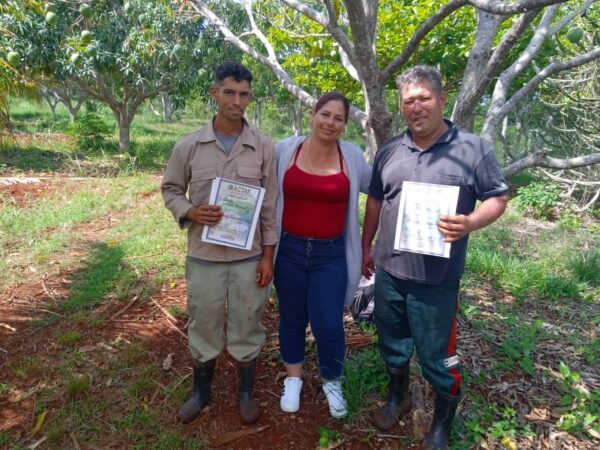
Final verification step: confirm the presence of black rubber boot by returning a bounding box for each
[422,391,460,450]
[238,359,260,424]
[178,359,216,423]
[372,364,412,430]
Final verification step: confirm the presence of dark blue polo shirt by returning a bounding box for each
[369,120,508,284]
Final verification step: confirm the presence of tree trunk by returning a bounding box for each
[118,121,131,151]
[362,80,393,160]
[161,93,174,122]
[43,95,58,121]
[292,100,303,136]
[452,11,503,130]
[66,99,83,124]
[254,100,262,129]
[112,109,132,152]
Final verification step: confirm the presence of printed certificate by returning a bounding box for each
[201,177,265,250]
[393,181,460,258]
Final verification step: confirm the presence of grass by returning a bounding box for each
[0,175,160,286]
[466,213,599,302]
[342,344,387,420]
[56,330,82,347]
[65,374,91,399]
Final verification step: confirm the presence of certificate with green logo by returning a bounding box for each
[201,178,265,250]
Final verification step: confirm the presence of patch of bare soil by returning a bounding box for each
[0,178,69,208]
[12,132,73,146]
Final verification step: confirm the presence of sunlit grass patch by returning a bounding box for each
[66,374,91,399]
[0,175,160,286]
[126,365,159,400]
[467,215,596,302]
[109,408,161,440]
[166,304,187,319]
[456,396,534,448]
[123,342,147,366]
[11,355,44,379]
[569,248,600,288]
[56,330,82,347]
[150,431,205,450]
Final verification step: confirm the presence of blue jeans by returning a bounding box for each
[274,232,347,381]
[374,267,461,396]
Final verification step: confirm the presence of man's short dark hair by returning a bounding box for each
[214,62,253,85]
[396,65,443,97]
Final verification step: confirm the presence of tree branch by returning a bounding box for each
[549,0,596,35]
[485,47,600,140]
[342,0,378,80]
[279,0,328,27]
[468,0,567,15]
[324,0,360,80]
[486,10,539,77]
[188,0,366,123]
[281,0,357,69]
[241,0,277,62]
[71,73,120,111]
[482,5,561,137]
[380,0,467,84]
[540,168,600,186]
[502,150,600,178]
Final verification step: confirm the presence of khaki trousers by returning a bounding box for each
[185,258,267,363]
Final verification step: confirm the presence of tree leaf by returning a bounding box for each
[32,410,46,435]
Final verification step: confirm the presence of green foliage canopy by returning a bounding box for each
[0,0,205,150]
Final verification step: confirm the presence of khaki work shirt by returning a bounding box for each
[161,118,278,262]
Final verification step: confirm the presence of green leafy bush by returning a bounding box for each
[556,362,600,437]
[558,206,583,230]
[514,182,560,219]
[67,113,112,149]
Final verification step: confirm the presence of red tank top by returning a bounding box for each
[282,143,350,238]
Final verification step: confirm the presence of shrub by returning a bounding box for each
[67,113,111,150]
[514,181,560,219]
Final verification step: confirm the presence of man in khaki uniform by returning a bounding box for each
[162,62,277,424]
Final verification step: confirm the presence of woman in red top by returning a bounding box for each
[274,93,371,418]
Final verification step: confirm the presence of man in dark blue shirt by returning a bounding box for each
[362,65,509,450]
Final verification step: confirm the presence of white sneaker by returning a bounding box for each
[280,377,303,412]
[322,380,348,418]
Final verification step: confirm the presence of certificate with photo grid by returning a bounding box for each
[393,181,460,258]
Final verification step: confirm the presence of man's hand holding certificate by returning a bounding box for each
[187,204,224,226]
[201,177,265,251]
[437,213,473,243]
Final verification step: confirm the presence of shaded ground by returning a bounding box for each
[1,177,598,449]
[1,271,414,449]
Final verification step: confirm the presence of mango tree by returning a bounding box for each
[0,2,39,146]
[1,0,204,151]
[184,0,600,175]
